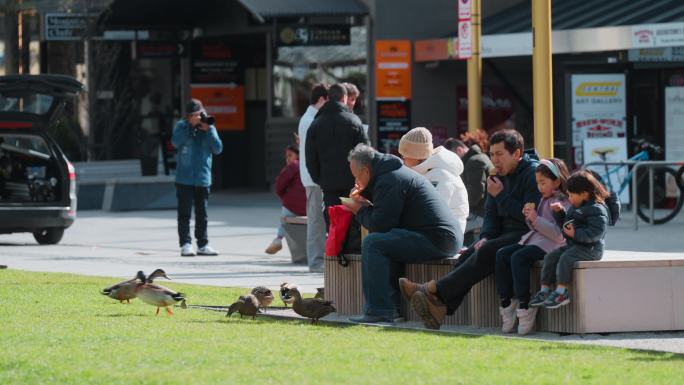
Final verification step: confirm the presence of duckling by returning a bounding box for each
[280,282,298,308]
[134,271,186,315]
[226,294,260,320]
[101,269,170,303]
[288,287,336,325]
[314,287,325,299]
[251,286,274,312]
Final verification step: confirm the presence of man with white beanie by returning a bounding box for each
[398,127,468,235]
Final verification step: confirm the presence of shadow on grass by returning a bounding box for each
[627,352,684,362]
[97,313,155,318]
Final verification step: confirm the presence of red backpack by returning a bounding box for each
[325,205,354,266]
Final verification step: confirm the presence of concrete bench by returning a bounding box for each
[282,216,307,264]
[74,160,176,211]
[324,253,684,333]
[75,160,141,210]
[101,175,176,211]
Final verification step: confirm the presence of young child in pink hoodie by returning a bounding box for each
[495,158,570,335]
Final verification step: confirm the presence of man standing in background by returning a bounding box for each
[306,83,369,227]
[295,83,329,272]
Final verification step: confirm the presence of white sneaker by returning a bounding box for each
[516,307,538,335]
[265,237,283,254]
[499,299,518,333]
[197,245,218,256]
[180,243,195,257]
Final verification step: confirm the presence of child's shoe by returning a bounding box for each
[265,237,283,254]
[542,290,571,309]
[529,290,549,307]
[516,307,538,335]
[499,299,518,333]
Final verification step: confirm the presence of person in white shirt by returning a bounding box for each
[399,127,469,235]
[298,83,329,273]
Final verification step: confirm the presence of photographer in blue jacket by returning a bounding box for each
[172,99,223,257]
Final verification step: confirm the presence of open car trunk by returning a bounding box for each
[0,75,82,206]
[0,133,65,204]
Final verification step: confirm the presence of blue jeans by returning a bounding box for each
[276,207,297,238]
[176,183,210,248]
[361,228,459,317]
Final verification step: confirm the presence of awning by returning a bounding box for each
[483,0,684,35]
[236,0,368,23]
[415,0,684,61]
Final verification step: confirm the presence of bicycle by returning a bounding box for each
[590,139,684,225]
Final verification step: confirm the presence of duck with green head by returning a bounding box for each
[134,271,186,315]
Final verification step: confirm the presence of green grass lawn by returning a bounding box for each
[1,269,683,385]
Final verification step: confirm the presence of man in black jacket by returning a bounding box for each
[305,83,369,228]
[400,129,540,329]
[342,144,462,324]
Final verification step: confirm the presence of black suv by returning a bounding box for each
[0,75,83,244]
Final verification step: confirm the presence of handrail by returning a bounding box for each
[584,160,684,230]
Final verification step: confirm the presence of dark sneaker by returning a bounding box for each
[349,312,400,324]
[529,290,549,308]
[542,290,571,309]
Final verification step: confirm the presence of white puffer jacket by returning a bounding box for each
[412,146,469,234]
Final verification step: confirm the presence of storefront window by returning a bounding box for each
[272,26,367,120]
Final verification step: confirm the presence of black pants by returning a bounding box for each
[176,183,210,248]
[323,189,361,254]
[495,244,546,303]
[435,231,525,315]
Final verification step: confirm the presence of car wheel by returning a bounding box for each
[33,228,65,245]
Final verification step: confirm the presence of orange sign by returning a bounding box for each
[375,40,411,99]
[191,84,245,131]
[415,39,450,62]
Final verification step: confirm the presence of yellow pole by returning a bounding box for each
[532,0,554,158]
[467,0,482,134]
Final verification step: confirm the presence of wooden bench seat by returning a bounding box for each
[324,254,684,333]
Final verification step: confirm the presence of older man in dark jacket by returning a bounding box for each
[401,129,540,329]
[342,144,463,324]
[305,83,368,227]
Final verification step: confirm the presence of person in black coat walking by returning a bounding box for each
[305,83,369,228]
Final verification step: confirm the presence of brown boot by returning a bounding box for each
[398,277,428,300]
[411,291,447,330]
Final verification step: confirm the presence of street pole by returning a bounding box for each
[467,0,482,134]
[532,0,554,158]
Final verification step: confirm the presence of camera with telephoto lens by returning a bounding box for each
[200,112,216,126]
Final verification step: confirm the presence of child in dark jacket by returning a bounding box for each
[265,145,307,255]
[530,170,610,309]
[495,158,570,335]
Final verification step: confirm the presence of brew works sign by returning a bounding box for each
[571,74,627,166]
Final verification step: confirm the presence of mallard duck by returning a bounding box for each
[226,294,259,320]
[101,269,169,303]
[288,287,336,325]
[134,271,186,315]
[314,287,325,299]
[251,286,274,312]
[280,282,298,308]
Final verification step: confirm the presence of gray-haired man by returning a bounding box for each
[341,144,463,323]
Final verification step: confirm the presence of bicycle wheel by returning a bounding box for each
[636,167,684,224]
[676,165,684,190]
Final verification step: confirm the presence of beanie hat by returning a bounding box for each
[186,100,202,114]
[399,127,433,160]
